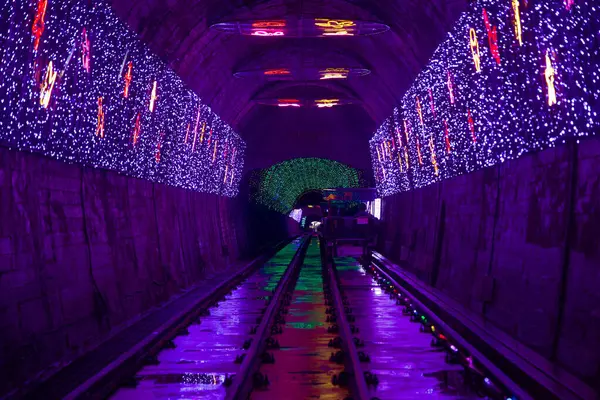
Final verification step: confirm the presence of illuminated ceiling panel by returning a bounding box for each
[234,67,371,80]
[255,98,358,108]
[211,18,389,37]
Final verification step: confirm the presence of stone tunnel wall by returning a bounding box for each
[378,138,600,388]
[0,146,291,396]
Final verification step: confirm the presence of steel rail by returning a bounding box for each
[225,235,310,400]
[325,260,371,400]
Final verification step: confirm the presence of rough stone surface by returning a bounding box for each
[378,140,600,388]
[0,146,289,396]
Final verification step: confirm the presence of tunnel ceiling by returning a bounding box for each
[110,0,467,171]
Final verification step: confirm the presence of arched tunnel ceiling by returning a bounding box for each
[110,0,467,172]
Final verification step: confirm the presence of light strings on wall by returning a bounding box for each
[0,0,245,197]
[370,0,598,197]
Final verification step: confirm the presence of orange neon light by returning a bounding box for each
[200,121,206,143]
[96,97,105,138]
[81,28,91,73]
[123,61,133,98]
[429,136,439,176]
[155,132,164,163]
[32,0,48,51]
[149,80,157,112]
[386,141,392,160]
[212,140,218,163]
[252,21,286,28]
[468,109,476,142]
[512,0,523,46]
[416,96,424,126]
[470,28,481,73]
[264,68,291,75]
[192,107,201,152]
[545,51,557,106]
[416,138,423,165]
[132,112,142,146]
[428,89,436,117]
[447,71,455,104]
[376,145,382,162]
[444,120,451,154]
[315,19,355,36]
[40,61,58,109]
[483,9,501,65]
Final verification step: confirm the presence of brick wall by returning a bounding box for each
[0,147,288,396]
[379,139,600,387]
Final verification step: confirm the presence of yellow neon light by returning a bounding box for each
[96,97,105,138]
[404,148,410,169]
[470,28,481,73]
[149,80,158,112]
[398,152,403,173]
[512,0,523,46]
[315,19,355,36]
[212,140,218,163]
[429,136,439,176]
[376,145,382,162]
[545,51,557,106]
[316,99,340,108]
[40,61,58,108]
[200,121,206,143]
[320,68,349,80]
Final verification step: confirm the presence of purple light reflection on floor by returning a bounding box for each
[111,239,302,400]
[335,257,481,400]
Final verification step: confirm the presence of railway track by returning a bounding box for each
[66,235,543,399]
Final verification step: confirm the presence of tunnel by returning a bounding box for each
[0,0,599,399]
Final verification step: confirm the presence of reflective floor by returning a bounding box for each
[254,238,349,399]
[111,239,303,400]
[335,257,479,400]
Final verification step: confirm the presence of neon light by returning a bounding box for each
[184,123,190,144]
[149,80,158,112]
[32,0,48,51]
[315,99,340,108]
[416,138,423,165]
[444,120,451,153]
[428,89,436,117]
[212,140,218,163]
[404,148,410,169]
[470,28,481,73]
[264,68,290,75]
[252,21,286,28]
[155,132,164,163]
[545,51,557,106]
[386,141,392,159]
[123,62,133,98]
[416,96,424,126]
[224,165,229,183]
[207,128,213,145]
[376,145,382,162]
[132,112,142,146]
[278,99,301,107]
[483,9,501,65]
[81,28,91,73]
[403,120,410,143]
[512,0,523,46]
[447,71,455,104]
[315,19,355,36]
[192,107,201,152]
[251,30,284,36]
[468,109,476,142]
[200,121,206,143]
[429,136,439,176]
[40,61,58,109]
[320,68,349,80]
[396,128,403,147]
[564,0,575,10]
[96,97,105,138]
[398,152,403,173]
